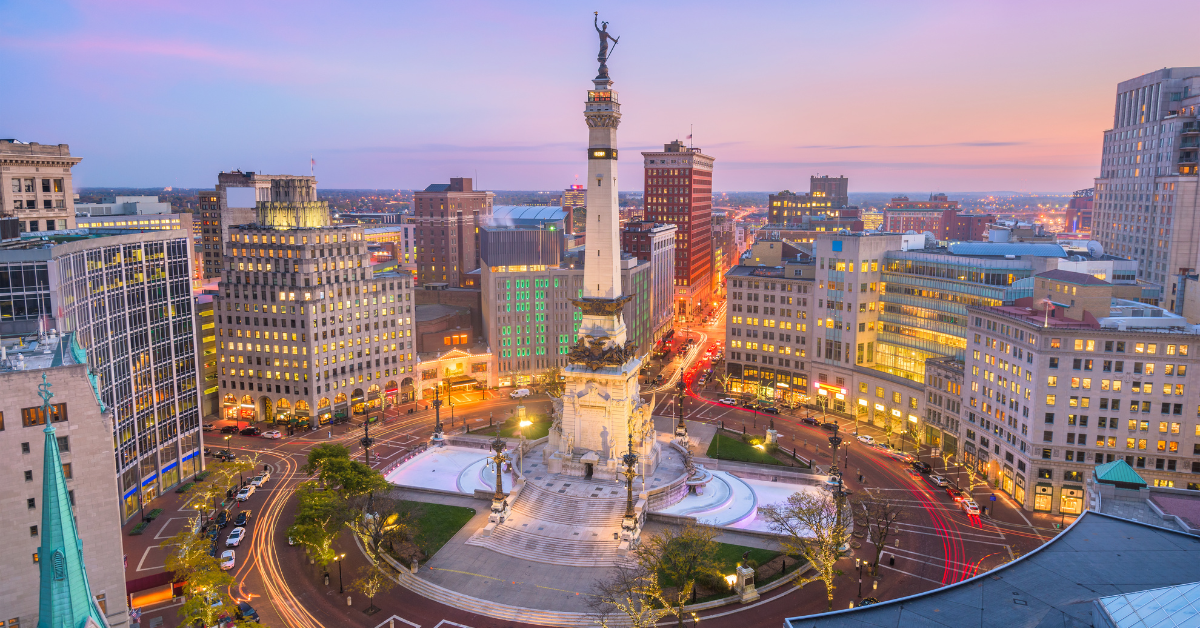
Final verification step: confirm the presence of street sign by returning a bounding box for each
[990,494,997,502]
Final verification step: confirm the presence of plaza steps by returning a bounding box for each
[465,480,628,567]
[509,480,627,527]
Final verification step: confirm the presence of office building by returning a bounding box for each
[0,140,81,233]
[1092,67,1200,304]
[413,178,494,288]
[197,191,219,277]
[215,204,418,426]
[809,175,849,209]
[1065,188,1095,234]
[0,229,203,521]
[198,172,321,279]
[0,335,129,628]
[882,193,960,234]
[196,290,219,419]
[962,269,1200,514]
[642,140,715,320]
[621,221,677,344]
[479,239,653,385]
[364,222,417,273]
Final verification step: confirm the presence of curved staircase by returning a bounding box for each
[466,480,629,567]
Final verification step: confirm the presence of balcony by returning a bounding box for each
[1181,122,1200,135]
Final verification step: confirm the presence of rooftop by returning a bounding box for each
[1037,268,1112,286]
[786,512,1200,628]
[491,205,568,224]
[0,331,81,372]
[415,303,469,322]
[947,242,1069,258]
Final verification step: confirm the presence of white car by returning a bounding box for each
[856,434,875,445]
[249,475,264,487]
[261,430,282,439]
[929,475,948,487]
[719,398,737,405]
[220,549,236,570]
[236,486,255,502]
[259,470,271,483]
[961,499,980,515]
[225,526,246,547]
[510,388,531,399]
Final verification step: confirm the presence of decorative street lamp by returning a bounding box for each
[335,552,346,593]
[361,411,375,465]
[489,436,508,503]
[621,433,640,537]
[827,420,843,478]
[674,381,687,440]
[430,387,445,447]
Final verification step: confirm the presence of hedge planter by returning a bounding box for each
[175,483,194,494]
[129,521,149,536]
[145,508,164,521]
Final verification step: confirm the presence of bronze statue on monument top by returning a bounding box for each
[594,12,619,79]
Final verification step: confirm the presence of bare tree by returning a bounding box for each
[350,564,395,614]
[759,490,850,611]
[632,523,723,614]
[588,564,685,628]
[853,493,907,576]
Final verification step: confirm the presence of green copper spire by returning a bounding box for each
[36,373,107,628]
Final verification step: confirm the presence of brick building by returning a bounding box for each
[413,178,494,288]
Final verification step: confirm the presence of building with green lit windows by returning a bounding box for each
[479,226,653,387]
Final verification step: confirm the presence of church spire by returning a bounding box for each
[36,373,107,628]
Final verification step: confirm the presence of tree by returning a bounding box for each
[323,457,391,498]
[350,564,396,614]
[632,523,722,609]
[588,564,682,628]
[961,456,987,493]
[288,481,347,568]
[542,366,565,397]
[302,443,351,478]
[190,460,237,516]
[760,490,850,611]
[714,373,732,393]
[347,496,421,564]
[161,516,210,581]
[852,494,907,576]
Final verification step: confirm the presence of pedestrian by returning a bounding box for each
[327,430,332,439]
[982,505,988,516]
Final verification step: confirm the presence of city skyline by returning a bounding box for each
[2,1,1194,192]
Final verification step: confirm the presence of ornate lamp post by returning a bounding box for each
[430,387,445,447]
[827,420,843,478]
[488,436,510,524]
[335,552,346,593]
[674,381,687,440]
[621,433,640,540]
[361,412,375,465]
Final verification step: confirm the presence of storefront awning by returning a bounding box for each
[445,375,477,388]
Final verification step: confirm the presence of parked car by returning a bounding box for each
[220,425,239,434]
[258,469,271,483]
[261,430,282,439]
[961,499,980,515]
[250,475,265,487]
[928,475,948,487]
[820,422,839,432]
[236,486,255,502]
[215,511,229,529]
[910,460,933,473]
[220,549,236,570]
[800,417,819,426]
[235,601,260,623]
[203,423,216,432]
[212,451,236,462]
[945,486,966,502]
[226,527,246,547]
[718,397,737,405]
[759,406,779,415]
[740,399,758,408]
[239,426,261,436]
[234,510,251,527]
[510,388,531,399]
[857,434,875,445]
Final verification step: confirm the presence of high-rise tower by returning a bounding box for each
[546,16,658,482]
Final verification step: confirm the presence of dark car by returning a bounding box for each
[236,602,260,623]
[239,426,261,436]
[208,542,218,558]
[759,406,780,415]
[208,526,220,541]
[740,399,758,408]
[910,460,933,474]
[215,511,229,529]
[220,425,239,434]
[234,510,251,528]
[819,422,839,432]
[800,417,820,426]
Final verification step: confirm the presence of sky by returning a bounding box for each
[1,0,1195,193]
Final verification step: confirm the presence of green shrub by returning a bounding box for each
[129,521,148,536]
[175,483,194,494]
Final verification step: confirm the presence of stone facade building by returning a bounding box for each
[215,218,418,426]
[0,337,129,628]
[0,140,80,233]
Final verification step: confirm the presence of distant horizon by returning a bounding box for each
[74,186,1078,197]
[5,2,1185,190]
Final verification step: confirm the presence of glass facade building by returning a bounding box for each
[0,230,202,521]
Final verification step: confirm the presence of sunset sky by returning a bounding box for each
[2,0,1195,192]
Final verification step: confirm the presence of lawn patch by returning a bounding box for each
[476,413,551,440]
[705,433,783,466]
[400,501,476,560]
